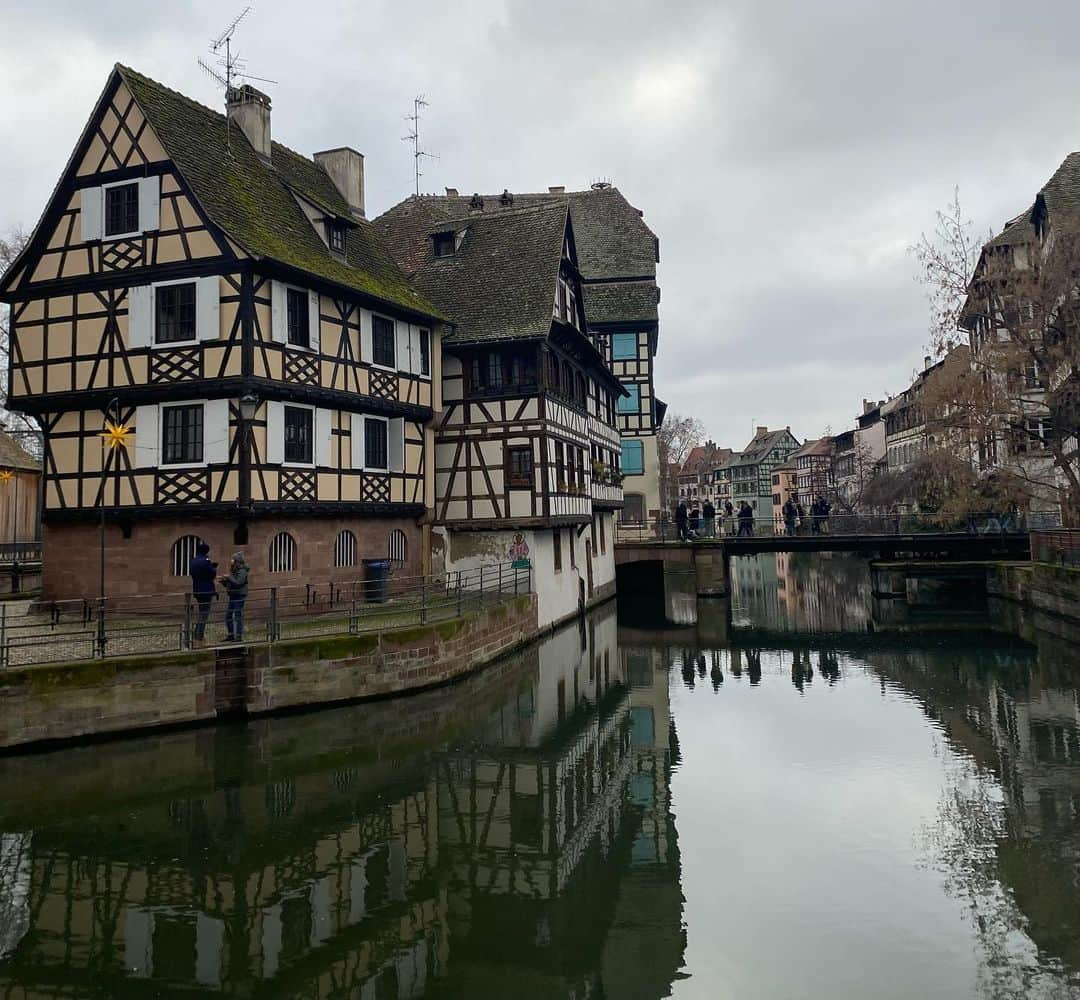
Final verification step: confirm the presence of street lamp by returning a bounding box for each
[0,468,16,592]
[236,393,259,545]
[97,396,129,656]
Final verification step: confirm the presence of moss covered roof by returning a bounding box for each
[116,66,442,320]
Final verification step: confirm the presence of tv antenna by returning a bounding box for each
[402,95,438,196]
[197,6,277,155]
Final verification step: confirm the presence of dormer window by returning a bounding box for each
[327,221,346,254]
[433,232,456,258]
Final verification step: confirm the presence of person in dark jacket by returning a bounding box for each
[189,542,217,646]
[783,497,797,536]
[675,502,689,541]
[688,506,700,538]
[702,499,716,538]
[737,501,754,536]
[220,552,249,642]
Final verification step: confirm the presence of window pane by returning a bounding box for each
[612,333,637,360]
[618,384,640,414]
[507,445,533,487]
[621,439,644,475]
[161,404,203,464]
[286,288,309,348]
[365,419,388,470]
[372,316,395,367]
[284,407,313,464]
[105,183,139,236]
[419,329,431,375]
[155,283,197,343]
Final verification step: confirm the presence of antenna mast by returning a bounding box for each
[197,5,277,157]
[402,95,438,196]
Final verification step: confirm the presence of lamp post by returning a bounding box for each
[236,393,259,544]
[0,468,15,592]
[97,396,128,657]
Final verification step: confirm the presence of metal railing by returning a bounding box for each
[1031,529,1080,568]
[615,511,1047,545]
[0,564,532,668]
[0,541,43,564]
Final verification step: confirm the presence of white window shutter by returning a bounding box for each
[81,186,102,242]
[308,290,321,353]
[265,400,284,465]
[127,285,152,349]
[135,405,159,468]
[271,282,287,343]
[315,408,332,467]
[196,277,220,341]
[138,177,160,232]
[389,418,405,473]
[351,414,365,470]
[359,310,372,362]
[204,398,230,464]
[395,324,410,373]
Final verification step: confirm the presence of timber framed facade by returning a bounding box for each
[1,66,444,598]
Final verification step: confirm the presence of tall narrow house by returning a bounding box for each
[0,67,444,599]
[377,197,626,626]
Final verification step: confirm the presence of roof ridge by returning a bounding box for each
[428,202,569,230]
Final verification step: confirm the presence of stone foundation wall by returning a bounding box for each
[0,594,539,751]
[990,561,1080,622]
[41,515,425,601]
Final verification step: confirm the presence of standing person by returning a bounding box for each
[702,499,716,538]
[189,542,217,647]
[675,501,689,541]
[738,501,754,537]
[820,497,831,534]
[688,505,700,539]
[796,500,806,535]
[220,552,249,643]
[783,497,797,536]
[811,498,822,535]
[724,500,734,536]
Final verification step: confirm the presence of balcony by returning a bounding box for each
[591,479,624,506]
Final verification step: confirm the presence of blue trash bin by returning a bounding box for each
[363,559,391,603]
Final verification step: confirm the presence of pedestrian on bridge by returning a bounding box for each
[675,502,689,541]
[688,506,700,538]
[702,499,716,537]
[737,501,754,536]
[783,497,797,536]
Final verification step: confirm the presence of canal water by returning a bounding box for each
[1,553,1079,999]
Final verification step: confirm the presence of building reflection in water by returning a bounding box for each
[0,601,684,999]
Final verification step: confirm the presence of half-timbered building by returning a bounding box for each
[377,197,626,626]
[0,66,445,599]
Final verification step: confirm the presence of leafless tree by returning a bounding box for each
[0,229,40,447]
[657,411,705,507]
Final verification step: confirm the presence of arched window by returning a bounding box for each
[388,529,407,567]
[269,532,296,573]
[334,529,357,568]
[171,535,204,577]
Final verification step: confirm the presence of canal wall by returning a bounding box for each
[0,594,539,751]
[989,561,1080,626]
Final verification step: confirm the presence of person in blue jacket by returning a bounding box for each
[189,542,217,646]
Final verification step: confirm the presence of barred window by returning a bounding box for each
[171,535,204,577]
[334,529,357,568]
[155,283,197,343]
[389,529,407,566]
[269,532,296,573]
[161,404,203,465]
[105,182,138,236]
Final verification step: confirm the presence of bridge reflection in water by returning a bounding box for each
[0,602,684,1000]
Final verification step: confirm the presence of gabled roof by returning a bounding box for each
[793,436,834,459]
[14,66,440,319]
[678,446,709,478]
[376,186,658,325]
[377,202,569,345]
[0,429,40,472]
[987,152,1080,249]
[719,428,798,469]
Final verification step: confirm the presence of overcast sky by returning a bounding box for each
[3,0,1079,450]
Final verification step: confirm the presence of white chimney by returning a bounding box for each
[313,147,365,219]
[227,85,272,162]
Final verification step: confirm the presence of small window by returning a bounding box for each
[286,288,309,348]
[161,404,203,465]
[612,333,637,360]
[283,406,313,464]
[553,529,562,572]
[618,385,641,414]
[569,529,576,569]
[554,440,565,488]
[419,329,431,376]
[599,514,606,554]
[334,529,357,568]
[506,445,533,488]
[155,283,197,344]
[372,316,395,367]
[389,529,407,566]
[171,535,204,577]
[365,418,388,470]
[105,182,139,237]
[432,232,455,257]
[327,222,346,253]
[621,439,644,475]
[269,532,296,573]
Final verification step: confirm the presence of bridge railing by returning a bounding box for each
[616,510,1045,545]
[1031,529,1080,567]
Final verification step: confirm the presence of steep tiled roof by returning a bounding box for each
[720,429,798,469]
[382,203,568,344]
[793,436,834,459]
[375,187,658,325]
[116,66,441,319]
[988,152,1080,248]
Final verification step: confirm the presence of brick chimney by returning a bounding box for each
[227,85,272,162]
[445,187,459,196]
[756,426,768,436]
[549,185,565,194]
[313,147,365,219]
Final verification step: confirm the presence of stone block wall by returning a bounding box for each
[0,594,539,751]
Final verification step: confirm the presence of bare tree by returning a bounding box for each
[657,411,705,508]
[0,229,42,451]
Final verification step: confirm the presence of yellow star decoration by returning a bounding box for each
[101,421,132,451]
[0,470,13,484]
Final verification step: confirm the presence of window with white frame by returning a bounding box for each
[104,182,139,237]
[372,316,395,367]
[161,404,203,465]
[269,532,296,573]
[155,283,197,344]
[334,530,357,568]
